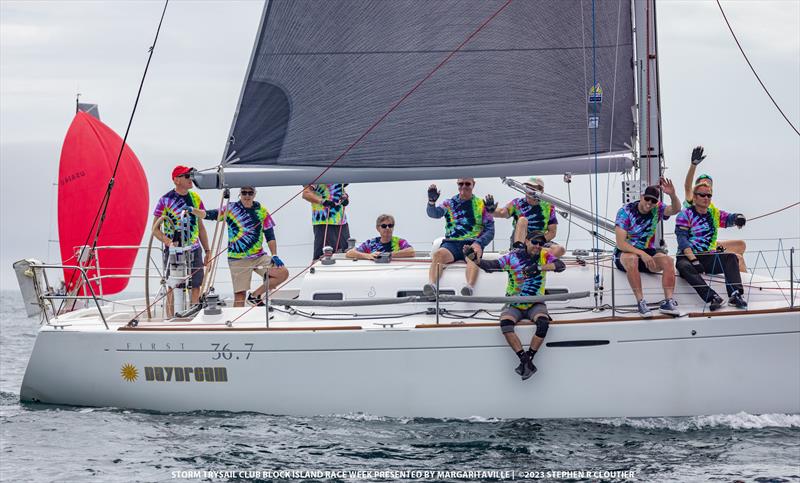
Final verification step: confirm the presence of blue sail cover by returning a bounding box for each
[215,0,635,187]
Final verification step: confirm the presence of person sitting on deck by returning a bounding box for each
[152,165,211,316]
[424,177,495,296]
[614,178,681,318]
[464,230,565,381]
[491,176,566,257]
[346,214,415,261]
[675,178,748,311]
[684,146,747,271]
[193,186,289,307]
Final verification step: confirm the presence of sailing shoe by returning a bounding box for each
[709,294,726,311]
[246,292,265,307]
[659,298,680,316]
[520,358,538,381]
[460,284,474,296]
[637,299,653,319]
[729,291,748,309]
[422,283,437,297]
[514,353,529,376]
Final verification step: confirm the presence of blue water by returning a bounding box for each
[1,290,798,482]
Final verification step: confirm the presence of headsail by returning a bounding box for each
[58,111,149,295]
[196,0,636,188]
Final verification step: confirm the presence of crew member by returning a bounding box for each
[425,178,495,296]
[302,183,350,260]
[675,178,748,310]
[196,186,289,307]
[152,165,210,316]
[346,214,415,260]
[614,178,681,318]
[464,230,565,380]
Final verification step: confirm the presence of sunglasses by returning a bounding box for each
[694,192,713,198]
[643,196,659,204]
[177,173,192,179]
[240,190,255,196]
[379,223,394,229]
[528,238,546,246]
[457,182,473,187]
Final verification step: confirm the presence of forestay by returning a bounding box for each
[196,0,636,188]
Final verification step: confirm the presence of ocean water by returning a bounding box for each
[0,290,798,483]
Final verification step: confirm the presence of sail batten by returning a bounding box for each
[221,0,635,187]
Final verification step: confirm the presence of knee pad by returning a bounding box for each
[534,315,551,338]
[500,318,516,334]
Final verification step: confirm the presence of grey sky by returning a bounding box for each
[1,0,798,293]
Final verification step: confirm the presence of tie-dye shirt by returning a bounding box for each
[207,201,275,260]
[675,205,736,253]
[153,190,205,249]
[615,201,667,250]
[506,197,558,234]
[355,236,412,254]
[310,184,348,225]
[495,248,558,309]
[427,195,495,247]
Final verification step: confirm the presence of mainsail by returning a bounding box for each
[196,0,636,188]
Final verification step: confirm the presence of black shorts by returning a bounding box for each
[313,223,351,260]
[438,240,475,262]
[163,246,204,288]
[614,248,659,273]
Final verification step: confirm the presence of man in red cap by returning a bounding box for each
[152,166,210,316]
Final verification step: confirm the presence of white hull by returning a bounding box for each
[19,259,800,418]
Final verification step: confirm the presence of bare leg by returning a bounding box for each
[428,248,455,284]
[191,287,201,304]
[718,240,747,272]
[233,291,246,308]
[465,261,479,286]
[620,253,644,301]
[654,253,675,299]
[165,289,174,318]
[253,266,290,296]
[503,331,524,353]
[513,217,528,244]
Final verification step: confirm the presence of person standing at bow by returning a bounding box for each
[675,178,748,311]
[464,231,565,380]
[614,178,681,318]
[683,146,747,271]
[491,176,566,257]
[195,186,289,307]
[302,183,350,260]
[425,177,495,296]
[152,166,210,316]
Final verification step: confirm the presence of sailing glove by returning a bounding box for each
[462,244,478,262]
[271,255,285,267]
[512,241,526,251]
[484,194,497,213]
[339,195,349,207]
[322,199,337,209]
[691,146,706,165]
[691,259,705,273]
[523,263,541,278]
[427,186,440,203]
[734,214,746,228]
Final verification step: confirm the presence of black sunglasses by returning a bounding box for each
[457,182,473,187]
[528,239,545,246]
[379,223,394,229]
[177,173,192,179]
[643,196,659,203]
[240,190,255,196]
[694,192,713,199]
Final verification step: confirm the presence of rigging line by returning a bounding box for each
[748,201,800,222]
[716,0,800,136]
[603,0,624,242]
[268,0,515,217]
[60,0,170,307]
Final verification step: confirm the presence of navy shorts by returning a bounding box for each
[614,248,659,274]
[439,240,475,262]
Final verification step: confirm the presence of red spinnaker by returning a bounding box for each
[58,111,149,295]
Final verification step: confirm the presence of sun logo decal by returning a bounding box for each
[120,363,138,382]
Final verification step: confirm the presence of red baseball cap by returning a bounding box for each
[171,165,192,179]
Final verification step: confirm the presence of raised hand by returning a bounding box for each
[427,185,440,203]
[339,194,350,207]
[660,177,676,196]
[691,146,706,165]
[483,194,497,213]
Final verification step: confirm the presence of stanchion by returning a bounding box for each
[791,247,795,308]
[435,262,440,325]
[263,267,270,328]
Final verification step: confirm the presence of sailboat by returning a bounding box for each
[14,0,799,418]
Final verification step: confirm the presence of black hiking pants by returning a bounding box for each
[676,252,743,302]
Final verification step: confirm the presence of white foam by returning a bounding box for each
[591,412,800,431]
